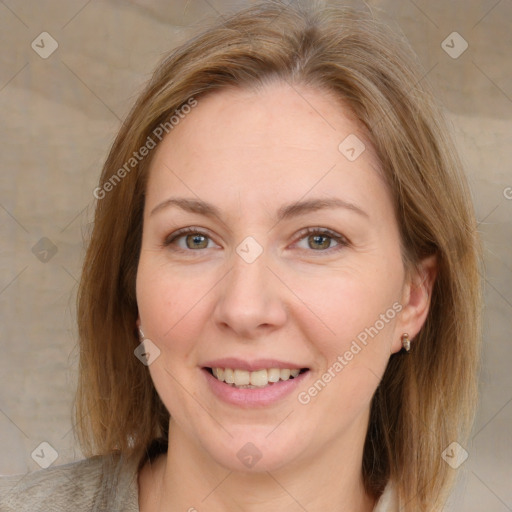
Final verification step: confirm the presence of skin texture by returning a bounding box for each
[135,81,436,512]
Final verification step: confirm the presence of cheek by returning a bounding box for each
[297,264,402,352]
[295,258,403,415]
[136,260,213,423]
[294,276,400,426]
[136,257,212,348]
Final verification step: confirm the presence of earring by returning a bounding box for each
[138,327,145,341]
[401,333,411,352]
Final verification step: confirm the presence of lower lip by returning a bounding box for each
[202,368,309,408]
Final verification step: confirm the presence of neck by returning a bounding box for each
[139,416,376,512]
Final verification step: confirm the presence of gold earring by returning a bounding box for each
[401,333,411,352]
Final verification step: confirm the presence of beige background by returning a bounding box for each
[0,0,511,510]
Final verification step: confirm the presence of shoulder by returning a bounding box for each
[0,453,139,512]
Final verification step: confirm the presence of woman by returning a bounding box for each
[0,1,481,511]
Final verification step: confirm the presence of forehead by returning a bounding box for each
[158,82,368,159]
[145,81,388,218]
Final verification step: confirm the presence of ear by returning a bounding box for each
[391,254,438,354]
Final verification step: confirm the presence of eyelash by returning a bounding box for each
[162,226,349,255]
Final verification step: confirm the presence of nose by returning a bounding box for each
[212,249,288,339]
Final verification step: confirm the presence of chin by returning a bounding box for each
[199,426,307,473]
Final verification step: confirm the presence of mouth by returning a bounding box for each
[200,358,311,406]
[203,366,310,389]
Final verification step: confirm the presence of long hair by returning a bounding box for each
[75,2,482,510]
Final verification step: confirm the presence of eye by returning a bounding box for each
[163,226,349,254]
[163,227,217,251]
[294,227,349,252]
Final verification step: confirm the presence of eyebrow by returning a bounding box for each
[150,196,369,221]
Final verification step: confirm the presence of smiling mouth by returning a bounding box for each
[204,367,309,389]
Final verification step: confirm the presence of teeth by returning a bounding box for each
[234,369,250,386]
[210,367,305,387]
[224,368,234,384]
[250,369,268,387]
[267,368,281,382]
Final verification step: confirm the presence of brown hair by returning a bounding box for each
[76,2,482,510]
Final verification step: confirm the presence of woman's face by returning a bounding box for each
[136,81,418,472]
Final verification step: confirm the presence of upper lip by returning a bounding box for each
[201,358,309,372]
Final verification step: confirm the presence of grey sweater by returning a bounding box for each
[0,454,398,511]
[0,454,138,511]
